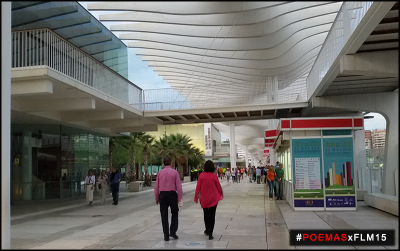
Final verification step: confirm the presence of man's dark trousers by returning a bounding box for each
[159,191,179,237]
[111,185,119,205]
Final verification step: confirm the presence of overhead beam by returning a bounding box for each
[111,124,159,133]
[219,113,225,118]
[247,111,250,117]
[143,102,309,117]
[165,116,175,121]
[89,118,143,128]
[11,79,53,96]
[17,98,95,112]
[162,114,277,125]
[233,112,237,117]
[61,110,124,122]
[205,114,212,119]
[192,114,199,120]
[340,50,399,78]
[178,115,187,121]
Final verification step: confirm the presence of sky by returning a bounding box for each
[79,2,171,90]
[80,2,387,132]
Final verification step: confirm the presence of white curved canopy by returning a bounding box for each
[87,1,342,151]
[87,1,341,97]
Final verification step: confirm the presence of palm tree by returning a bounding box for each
[153,136,169,166]
[189,146,205,169]
[113,132,144,183]
[109,137,115,170]
[140,134,155,180]
[167,133,193,180]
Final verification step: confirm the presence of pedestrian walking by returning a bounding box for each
[154,157,183,241]
[256,167,261,184]
[275,163,285,200]
[240,167,244,179]
[267,166,277,200]
[248,167,253,183]
[84,169,96,206]
[260,167,265,184]
[109,167,121,205]
[98,170,108,205]
[231,168,236,183]
[235,167,241,183]
[225,168,230,182]
[194,160,223,240]
[222,167,226,179]
[252,166,256,182]
[219,166,223,180]
[274,161,280,197]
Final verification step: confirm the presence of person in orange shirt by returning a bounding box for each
[218,166,223,180]
[266,166,277,201]
[240,167,244,179]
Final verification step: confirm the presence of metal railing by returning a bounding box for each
[142,78,307,111]
[11,28,143,110]
[306,2,373,98]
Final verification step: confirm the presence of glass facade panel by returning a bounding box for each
[11,124,109,202]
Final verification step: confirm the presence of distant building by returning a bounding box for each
[371,129,386,149]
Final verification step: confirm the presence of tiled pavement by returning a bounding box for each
[11,177,398,249]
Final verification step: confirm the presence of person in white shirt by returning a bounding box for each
[84,169,96,206]
[231,168,236,183]
[98,170,108,205]
[225,168,231,182]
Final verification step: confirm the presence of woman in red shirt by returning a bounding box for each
[194,160,223,240]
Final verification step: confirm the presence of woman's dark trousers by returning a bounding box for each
[203,204,217,236]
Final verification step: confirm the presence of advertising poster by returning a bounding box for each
[292,138,324,208]
[322,136,355,208]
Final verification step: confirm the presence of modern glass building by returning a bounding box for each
[9,1,135,202]
[11,124,109,201]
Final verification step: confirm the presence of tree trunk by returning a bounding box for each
[144,148,148,178]
[177,161,183,181]
[138,162,143,180]
[171,157,176,169]
[109,138,114,171]
[185,157,189,176]
[130,149,136,182]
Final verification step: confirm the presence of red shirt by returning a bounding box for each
[154,166,183,202]
[194,172,223,208]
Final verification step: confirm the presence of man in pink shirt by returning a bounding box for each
[154,157,183,241]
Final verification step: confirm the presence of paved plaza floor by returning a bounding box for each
[11,176,398,249]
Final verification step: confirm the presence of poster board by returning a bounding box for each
[322,136,356,209]
[291,138,324,208]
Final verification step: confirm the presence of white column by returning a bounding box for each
[245,146,249,168]
[229,122,236,171]
[269,148,276,164]
[382,93,398,196]
[2,2,11,248]
[354,128,370,192]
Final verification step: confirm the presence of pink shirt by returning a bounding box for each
[154,166,183,202]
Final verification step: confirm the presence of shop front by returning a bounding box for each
[11,124,109,202]
[267,116,364,211]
